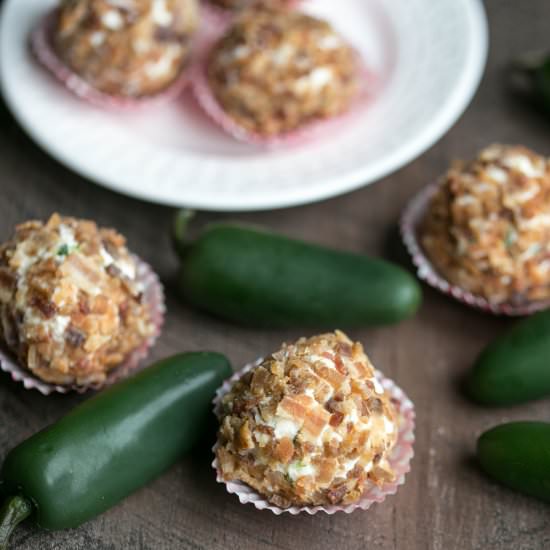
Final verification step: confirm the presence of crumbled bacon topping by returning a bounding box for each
[54,0,198,97]
[421,144,550,304]
[0,214,155,386]
[216,331,397,507]
[207,8,359,137]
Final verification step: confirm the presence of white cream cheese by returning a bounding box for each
[519,214,550,229]
[271,43,295,66]
[502,154,545,178]
[294,67,334,94]
[372,376,384,395]
[318,34,342,50]
[271,417,300,440]
[152,0,173,26]
[486,166,508,183]
[102,10,125,31]
[383,416,395,435]
[100,246,136,280]
[90,31,106,48]
[287,461,317,481]
[144,46,180,79]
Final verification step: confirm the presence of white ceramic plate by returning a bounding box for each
[0,0,488,212]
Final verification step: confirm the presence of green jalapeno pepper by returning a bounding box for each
[173,211,421,327]
[466,310,550,406]
[0,352,231,549]
[477,421,550,503]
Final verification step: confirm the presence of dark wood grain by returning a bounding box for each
[1,1,550,548]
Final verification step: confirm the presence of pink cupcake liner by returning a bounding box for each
[400,183,550,316]
[192,32,378,147]
[0,256,165,396]
[201,2,236,27]
[212,358,415,515]
[30,10,192,111]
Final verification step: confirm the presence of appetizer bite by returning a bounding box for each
[215,331,404,509]
[203,7,361,139]
[421,144,550,305]
[52,0,199,97]
[0,214,162,389]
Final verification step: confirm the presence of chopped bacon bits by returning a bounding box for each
[336,341,353,357]
[54,0,198,98]
[421,144,550,304]
[334,354,348,375]
[302,407,331,438]
[329,411,344,427]
[351,360,369,378]
[65,327,86,348]
[313,362,346,389]
[0,214,155,386]
[216,331,397,508]
[30,294,57,319]
[274,437,295,463]
[207,9,360,137]
[251,366,271,393]
[348,464,364,479]
[278,395,310,420]
[238,421,255,450]
[367,397,383,415]
[327,483,348,504]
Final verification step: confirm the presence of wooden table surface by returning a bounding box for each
[1,1,550,548]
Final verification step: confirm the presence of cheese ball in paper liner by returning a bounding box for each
[403,144,550,315]
[194,7,372,146]
[31,0,199,109]
[213,331,415,514]
[0,214,164,395]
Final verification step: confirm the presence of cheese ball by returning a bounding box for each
[54,0,199,97]
[421,144,550,304]
[206,8,360,136]
[208,0,294,11]
[216,331,397,508]
[0,214,156,386]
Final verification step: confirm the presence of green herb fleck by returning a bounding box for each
[289,460,307,471]
[57,244,69,257]
[57,243,80,257]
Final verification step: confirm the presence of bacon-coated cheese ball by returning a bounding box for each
[207,8,360,136]
[422,145,550,304]
[216,331,397,508]
[54,0,198,96]
[0,214,156,386]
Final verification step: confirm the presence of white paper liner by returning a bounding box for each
[0,256,165,396]
[401,183,550,316]
[212,358,415,515]
[30,10,192,111]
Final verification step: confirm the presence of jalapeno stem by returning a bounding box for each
[0,496,33,550]
[173,209,196,255]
